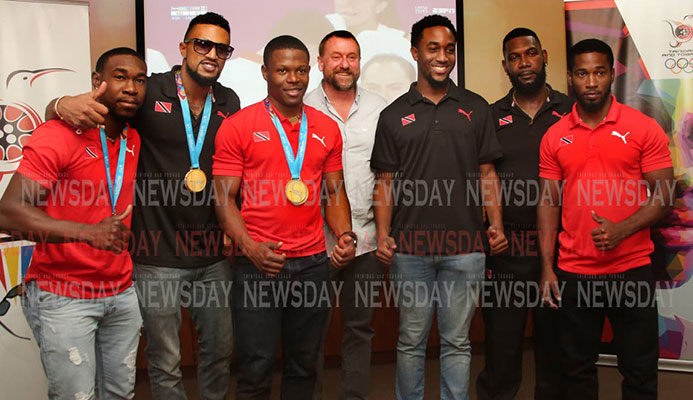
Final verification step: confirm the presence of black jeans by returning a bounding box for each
[476,253,561,400]
[233,253,331,400]
[557,265,659,400]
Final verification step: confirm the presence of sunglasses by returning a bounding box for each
[0,285,30,340]
[184,38,234,60]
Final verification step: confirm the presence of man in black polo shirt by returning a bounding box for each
[371,14,508,400]
[475,28,573,400]
[46,13,240,400]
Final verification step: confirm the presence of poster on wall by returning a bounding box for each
[565,0,693,371]
[0,0,91,396]
[142,0,457,107]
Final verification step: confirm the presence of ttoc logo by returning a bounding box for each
[664,15,693,48]
[0,101,40,176]
[664,58,693,74]
[0,67,72,182]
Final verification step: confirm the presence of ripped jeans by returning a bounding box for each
[22,282,142,400]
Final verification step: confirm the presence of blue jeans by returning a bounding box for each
[133,259,233,400]
[233,253,331,400]
[22,282,142,400]
[390,253,485,400]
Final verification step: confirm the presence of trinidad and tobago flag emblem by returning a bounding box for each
[253,131,270,142]
[498,115,513,126]
[560,135,573,147]
[154,101,172,113]
[85,146,98,158]
[401,113,415,126]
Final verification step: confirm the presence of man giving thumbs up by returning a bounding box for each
[0,48,146,399]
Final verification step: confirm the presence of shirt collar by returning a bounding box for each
[546,85,564,106]
[499,84,560,111]
[497,90,514,112]
[317,79,362,107]
[568,94,620,128]
[162,66,226,106]
[406,79,460,105]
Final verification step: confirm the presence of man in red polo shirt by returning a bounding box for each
[537,39,674,399]
[0,48,146,399]
[213,35,356,399]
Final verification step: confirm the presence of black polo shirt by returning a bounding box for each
[130,66,241,267]
[491,86,573,231]
[371,81,502,256]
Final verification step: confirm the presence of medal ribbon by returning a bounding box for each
[264,98,307,181]
[175,71,212,170]
[99,126,128,215]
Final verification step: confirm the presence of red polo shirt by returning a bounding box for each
[539,96,672,275]
[213,100,343,258]
[18,120,140,298]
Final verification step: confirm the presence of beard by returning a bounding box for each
[423,70,450,88]
[579,86,612,113]
[509,65,547,95]
[185,61,220,86]
[105,100,138,122]
[111,109,136,122]
[326,69,358,91]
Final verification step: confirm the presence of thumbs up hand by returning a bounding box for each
[245,240,287,277]
[56,81,109,131]
[87,205,132,253]
[590,210,627,251]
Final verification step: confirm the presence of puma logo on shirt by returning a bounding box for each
[458,108,473,121]
[611,130,630,144]
[312,133,327,148]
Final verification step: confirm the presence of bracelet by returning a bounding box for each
[339,231,358,247]
[54,96,65,120]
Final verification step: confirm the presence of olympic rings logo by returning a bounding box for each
[664,57,693,74]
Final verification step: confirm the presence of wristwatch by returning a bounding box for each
[339,231,358,248]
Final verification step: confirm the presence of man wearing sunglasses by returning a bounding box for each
[45,12,240,400]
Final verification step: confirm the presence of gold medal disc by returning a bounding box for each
[185,168,207,192]
[285,179,309,206]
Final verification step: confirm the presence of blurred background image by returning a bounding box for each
[143,0,457,106]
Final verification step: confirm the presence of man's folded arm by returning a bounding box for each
[0,173,92,242]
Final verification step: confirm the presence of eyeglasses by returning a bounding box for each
[0,285,30,340]
[0,285,22,316]
[184,38,234,60]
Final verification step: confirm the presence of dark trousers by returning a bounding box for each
[233,253,331,400]
[557,265,659,400]
[314,252,385,400]
[476,254,561,400]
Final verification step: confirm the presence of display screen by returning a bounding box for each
[143,0,458,106]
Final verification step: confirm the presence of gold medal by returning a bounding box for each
[184,168,207,192]
[285,179,309,206]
